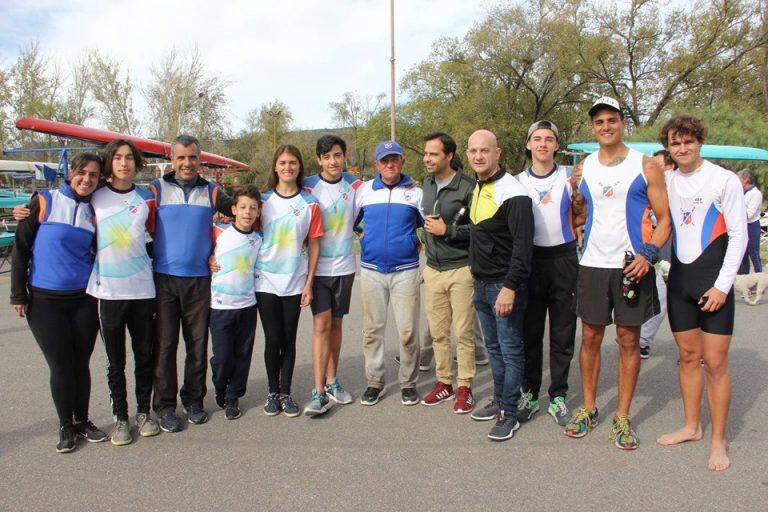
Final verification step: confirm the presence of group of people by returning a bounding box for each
[9,95,750,472]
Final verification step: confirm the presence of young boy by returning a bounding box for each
[209,185,262,420]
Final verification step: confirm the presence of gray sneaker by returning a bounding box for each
[280,394,300,417]
[517,391,539,423]
[547,396,570,427]
[325,378,353,405]
[304,389,330,417]
[471,398,500,421]
[488,411,520,441]
[264,392,281,416]
[110,420,132,446]
[136,413,160,437]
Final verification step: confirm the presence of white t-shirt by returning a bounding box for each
[86,184,155,300]
[515,165,576,247]
[744,186,763,223]
[211,224,262,310]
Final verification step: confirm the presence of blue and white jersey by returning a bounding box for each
[211,224,262,309]
[579,148,652,268]
[30,182,96,291]
[515,165,575,247]
[354,173,423,273]
[303,172,363,277]
[150,174,219,277]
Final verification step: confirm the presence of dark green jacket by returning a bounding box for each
[421,170,475,270]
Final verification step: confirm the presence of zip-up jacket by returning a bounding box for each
[149,172,233,277]
[422,170,475,271]
[11,182,96,303]
[469,167,534,290]
[354,173,423,273]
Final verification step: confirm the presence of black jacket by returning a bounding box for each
[421,170,475,270]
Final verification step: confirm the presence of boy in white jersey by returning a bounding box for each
[302,136,362,416]
[515,121,578,426]
[655,115,747,472]
[210,185,262,420]
[566,97,671,450]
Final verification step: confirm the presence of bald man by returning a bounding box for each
[466,130,534,441]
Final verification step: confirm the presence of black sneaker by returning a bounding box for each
[401,388,419,406]
[184,403,208,425]
[488,411,520,441]
[73,420,107,443]
[640,346,650,359]
[280,395,300,417]
[360,386,385,406]
[264,393,281,416]
[159,410,183,433]
[215,392,226,409]
[56,425,77,453]
[225,399,241,420]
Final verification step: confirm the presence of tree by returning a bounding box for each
[60,57,94,126]
[87,51,138,134]
[329,91,384,174]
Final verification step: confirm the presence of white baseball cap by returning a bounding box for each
[588,96,622,117]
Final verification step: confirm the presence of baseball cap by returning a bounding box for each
[375,141,404,161]
[588,96,622,117]
[526,120,560,141]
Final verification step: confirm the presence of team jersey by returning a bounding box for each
[744,185,763,223]
[211,224,262,309]
[579,148,652,268]
[303,172,363,276]
[667,160,747,293]
[515,165,575,247]
[255,189,324,296]
[86,185,156,300]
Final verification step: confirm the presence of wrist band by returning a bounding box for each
[639,243,660,265]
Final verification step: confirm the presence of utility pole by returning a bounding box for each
[389,0,396,141]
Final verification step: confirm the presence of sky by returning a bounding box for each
[0,0,491,132]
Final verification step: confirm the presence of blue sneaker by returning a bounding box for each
[304,389,330,417]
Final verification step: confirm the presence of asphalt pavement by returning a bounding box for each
[1,272,767,511]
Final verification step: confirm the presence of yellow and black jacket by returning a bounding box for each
[469,167,534,290]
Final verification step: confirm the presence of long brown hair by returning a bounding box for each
[264,144,305,191]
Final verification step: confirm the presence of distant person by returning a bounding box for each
[302,136,362,416]
[10,153,107,453]
[566,97,670,450]
[737,169,763,274]
[656,115,747,472]
[466,129,534,442]
[355,141,423,407]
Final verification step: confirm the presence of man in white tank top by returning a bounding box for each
[655,115,747,472]
[566,97,671,450]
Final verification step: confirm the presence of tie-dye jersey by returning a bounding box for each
[255,189,325,296]
[515,165,575,247]
[210,224,262,309]
[86,185,156,300]
[303,172,363,276]
[667,160,747,293]
[579,148,652,268]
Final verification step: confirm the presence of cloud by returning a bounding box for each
[1,0,489,131]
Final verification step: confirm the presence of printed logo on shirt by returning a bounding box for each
[538,190,553,204]
[129,205,139,215]
[599,181,621,198]
[693,197,704,205]
[680,207,696,226]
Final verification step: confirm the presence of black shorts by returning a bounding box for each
[311,274,355,317]
[667,248,734,335]
[575,266,659,327]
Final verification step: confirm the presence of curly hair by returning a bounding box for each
[659,115,708,147]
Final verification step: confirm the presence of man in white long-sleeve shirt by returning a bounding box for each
[655,115,747,473]
[737,169,763,274]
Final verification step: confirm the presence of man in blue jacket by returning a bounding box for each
[354,141,423,407]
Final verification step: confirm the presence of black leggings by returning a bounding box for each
[27,293,99,428]
[256,292,302,395]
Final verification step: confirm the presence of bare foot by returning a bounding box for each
[708,443,730,471]
[656,425,703,446]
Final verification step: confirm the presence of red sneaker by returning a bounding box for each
[453,386,474,414]
[420,381,455,406]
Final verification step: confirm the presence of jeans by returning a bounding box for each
[473,280,527,416]
[739,220,763,274]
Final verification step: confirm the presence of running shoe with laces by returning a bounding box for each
[564,406,599,438]
[280,394,300,417]
[215,391,226,409]
[183,403,208,425]
[517,391,539,423]
[135,413,160,437]
[401,388,419,406]
[610,415,639,450]
[420,381,454,406]
[640,346,650,359]
[547,396,570,426]
[487,411,520,441]
[74,420,107,442]
[453,386,474,414]
[110,420,132,446]
[56,425,77,453]
[360,386,385,406]
[225,399,242,420]
[159,410,183,433]
[304,389,330,417]
[264,392,281,416]
[471,398,500,421]
[325,378,353,404]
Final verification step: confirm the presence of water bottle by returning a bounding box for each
[622,251,639,305]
